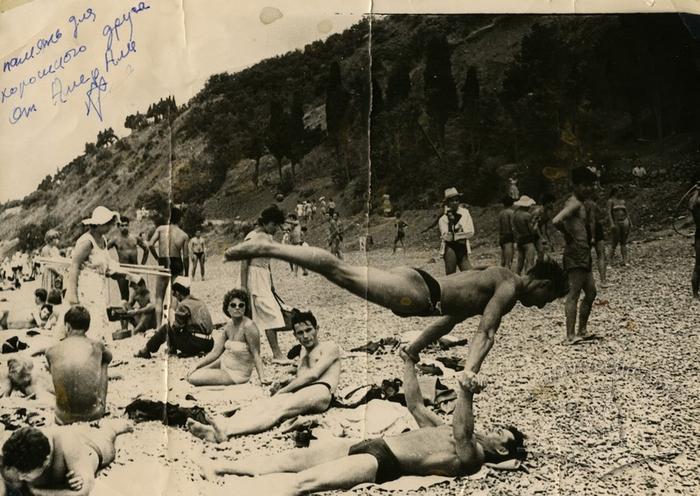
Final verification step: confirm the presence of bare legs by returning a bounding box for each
[564,269,597,343]
[265,328,287,362]
[594,240,607,287]
[187,358,247,386]
[515,243,536,275]
[225,242,433,317]
[500,242,514,270]
[187,384,332,442]
[611,221,630,266]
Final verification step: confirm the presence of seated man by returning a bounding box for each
[186,310,340,442]
[224,240,568,380]
[45,306,112,424]
[196,350,526,495]
[1,420,132,496]
[134,276,213,358]
[119,278,156,334]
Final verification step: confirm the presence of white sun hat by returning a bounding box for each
[82,206,120,225]
[513,195,536,208]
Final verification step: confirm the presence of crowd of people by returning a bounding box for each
[1,168,698,495]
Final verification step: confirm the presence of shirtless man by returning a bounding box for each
[45,306,112,424]
[689,180,700,299]
[196,350,526,495]
[553,167,597,344]
[107,216,149,304]
[189,230,206,281]
[498,196,516,269]
[1,420,132,496]
[224,239,568,380]
[148,207,190,327]
[186,310,341,442]
[512,196,537,275]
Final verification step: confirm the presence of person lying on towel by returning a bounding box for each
[195,348,526,494]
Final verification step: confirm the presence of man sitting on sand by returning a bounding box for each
[186,310,341,442]
[119,278,156,334]
[134,277,214,358]
[45,306,112,425]
[224,240,568,382]
[1,420,132,496]
[196,350,526,495]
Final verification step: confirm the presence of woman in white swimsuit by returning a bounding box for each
[187,288,267,386]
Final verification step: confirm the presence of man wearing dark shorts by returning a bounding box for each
[512,196,537,275]
[148,207,189,327]
[196,350,527,495]
[189,231,206,281]
[553,167,598,344]
[498,196,516,269]
[107,217,149,304]
[689,182,700,299]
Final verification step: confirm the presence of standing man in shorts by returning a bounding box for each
[107,216,149,312]
[689,180,700,299]
[553,167,598,344]
[189,230,207,281]
[512,196,537,275]
[498,197,516,269]
[148,207,189,327]
[393,212,408,254]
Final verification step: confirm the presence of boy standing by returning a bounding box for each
[45,306,112,424]
[552,167,598,344]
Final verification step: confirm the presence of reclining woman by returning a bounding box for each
[187,288,268,386]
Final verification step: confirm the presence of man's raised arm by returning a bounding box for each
[400,348,443,427]
[275,343,339,395]
[463,288,513,374]
[552,199,578,234]
[452,372,485,469]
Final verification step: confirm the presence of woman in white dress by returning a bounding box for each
[65,206,129,341]
[240,205,290,363]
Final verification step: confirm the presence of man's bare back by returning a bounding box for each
[437,266,519,317]
[151,225,189,259]
[46,336,111,424]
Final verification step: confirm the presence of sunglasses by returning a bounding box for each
[229,302,245,309]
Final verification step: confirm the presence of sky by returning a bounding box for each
[0,0,694,203]
[0,0,366,202]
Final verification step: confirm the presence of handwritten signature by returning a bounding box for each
[103,1,150,72]
[84,68,108,121]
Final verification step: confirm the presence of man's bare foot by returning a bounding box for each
[562,336,584,345]
[194,456,222,480]
[400,346,420,364]
[398,347,417,364]
[187,418,225,443]
[102,419,134,436]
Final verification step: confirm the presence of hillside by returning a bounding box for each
[1,13,699,254]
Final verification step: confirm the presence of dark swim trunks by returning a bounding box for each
[348,438,403,484]
[499,233,514,246]
[158,257,184,278]
[516,234,537,247]
[563,241,592,272]
[594,222,606,242]
[444,240,468,263]
[392,268,442,318]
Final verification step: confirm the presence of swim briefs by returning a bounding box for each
[348,438,403,484]
[392,268,442,318]
[158,257,184,278]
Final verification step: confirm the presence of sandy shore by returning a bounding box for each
[1,236,699,495]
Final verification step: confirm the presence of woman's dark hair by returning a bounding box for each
[47,289,62,305]
[222,288,252,318]
[527,259,569,297]
[2,427,51,472]
[258,205,286,226]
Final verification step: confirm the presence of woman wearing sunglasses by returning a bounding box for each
[187,288,268,386]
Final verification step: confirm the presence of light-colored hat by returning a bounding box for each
[44,229,60,242]
[82,206,120,226]
[172,276,191,290]
[443,187,461,201]
[513,195,536,208]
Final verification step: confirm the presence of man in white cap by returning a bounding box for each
[512,196,537,275]
[439,187,475,275]
[134,276,213,358]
